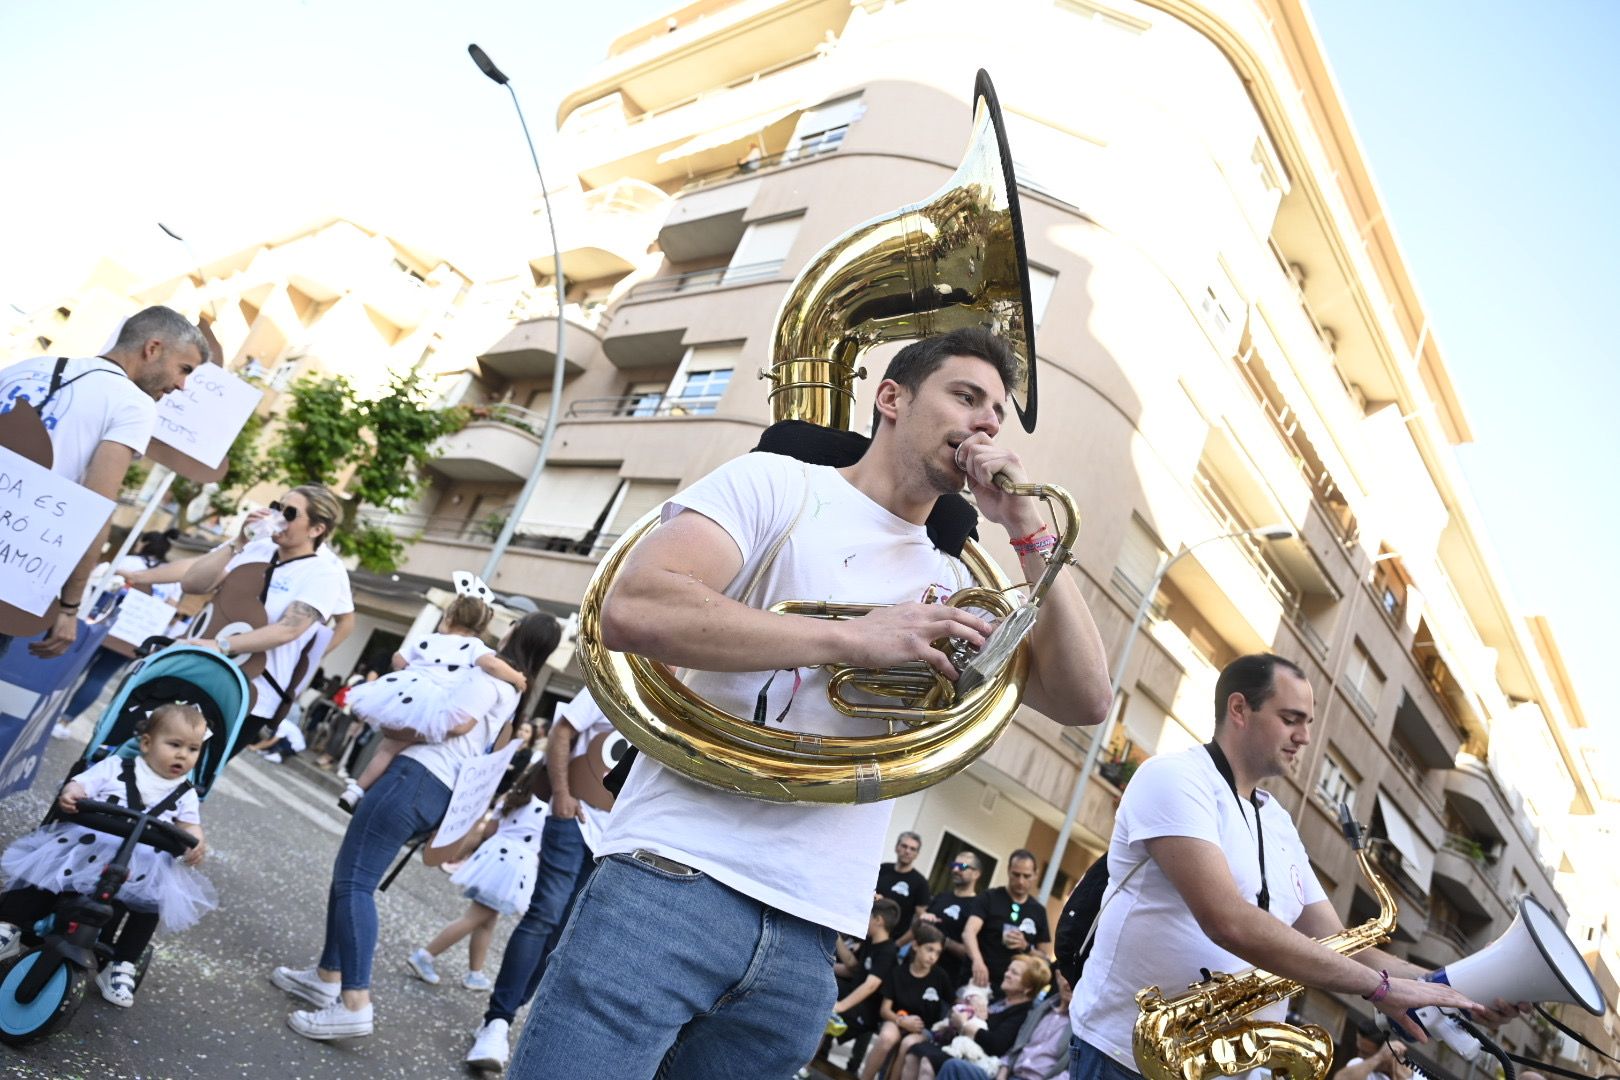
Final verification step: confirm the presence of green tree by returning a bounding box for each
[270,370,466,573]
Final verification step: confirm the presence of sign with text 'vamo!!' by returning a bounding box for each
[0,447,116,617]
[153,365,263,471]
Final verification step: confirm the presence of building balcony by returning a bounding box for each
[425,407,545,482]
[477,307,599,383]
[547,400,765,476]
[388,527,604,613]
[530,179,671,280]
[657,177,761,263]
[1392,689,1463,771]
[602,266,788,369]
[1444,758,1509,845]
[1414,918,1468,968]
[363,267,442,331]
[1431,837,1502,921]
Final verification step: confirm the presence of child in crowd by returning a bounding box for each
[0,704,216,1008]
[828,898,902,1072]
[405,762,550,991]
[861,921,957,1080]
[252,713,306,763]
[339,592,526,810]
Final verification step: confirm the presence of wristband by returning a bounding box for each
[1009,524,1049,547]
[1362,969,1391,1003]
[1012,534,1058,557]
[58,601,80,612]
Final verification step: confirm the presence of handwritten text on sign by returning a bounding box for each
[154,366,263,470]
[0,447,116,616]
[108,589,179,646]
[431,741,520,852]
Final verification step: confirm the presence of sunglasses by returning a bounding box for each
[950,862,978,871]
[268,500,300,523]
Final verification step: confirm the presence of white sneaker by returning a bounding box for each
[466,1018,510,1070]
[463,970,492,991]
[288,999,373,1040]
[406,947,440,985]
[0,921,21,962]
[337,781,364,813]
[96,960,138,1007]
[270,964,340,1008]
[50,723,75,740]
[260,751,284,764]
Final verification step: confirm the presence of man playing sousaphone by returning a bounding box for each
[508,328,1112,1078]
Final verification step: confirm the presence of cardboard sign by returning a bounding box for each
[0,447,116,617]
[107,588,179,646]
[149,365,262,473]
[428,741,520,854]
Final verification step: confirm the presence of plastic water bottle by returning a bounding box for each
[247,514,286,543]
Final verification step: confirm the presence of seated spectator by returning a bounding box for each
[938,969,1072,1080]
[830,897,902,1071]
[860,922,955,1080]
[1332,1017,1412,1080]
[252,713,307,764]
[900,955,1051,1080]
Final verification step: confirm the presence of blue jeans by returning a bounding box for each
[483,813,592,1025]
[1070,1037,1143,1080]
[508,853,839,1080]
[318,756,450,991]
[66,647,128,719]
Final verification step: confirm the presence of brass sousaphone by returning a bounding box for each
[578,71,1080,804]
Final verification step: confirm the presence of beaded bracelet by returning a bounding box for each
[1362,969,1391,1003]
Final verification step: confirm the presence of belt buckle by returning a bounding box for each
[631,849,697,876]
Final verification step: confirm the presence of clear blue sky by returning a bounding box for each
[1308,0,1618,752]
[1,1,1610,751]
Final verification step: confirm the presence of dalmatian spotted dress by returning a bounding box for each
[346,632,496,743]
[448,796,549,915]
[0,756,217,933]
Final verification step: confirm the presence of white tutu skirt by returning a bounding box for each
[1,823,217,933]
[346,669,473,742]
[449,833,540,916]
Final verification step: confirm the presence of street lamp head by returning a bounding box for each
[468,44,510,86]
[1253,523,1294,542]
[157,222,184,241]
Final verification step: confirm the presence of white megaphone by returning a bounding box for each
[1410,896,1608,1059]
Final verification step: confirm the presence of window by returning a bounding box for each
[36,336,51,350]
[605,479,680,544]
[620,380,666,417]
[54,306,72,321]
[724,215,802,284]
[667,342,741,414]
[1342,639,1384,716]
[789,93,864,159]
[1314,749,1357,813]
[1028,265,1058,328]
[1112,515,1167,607]
[516,465,623,546]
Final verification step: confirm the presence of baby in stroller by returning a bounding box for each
[0,703,216,1008]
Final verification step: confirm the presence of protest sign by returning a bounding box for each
[147,365,262,476]
[107,589,179,646]
[428,740,520,858]
[0,446,116,617]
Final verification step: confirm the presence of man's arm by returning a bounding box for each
[547,722,584,821]
[962,914,990,985]
[954,436,1110,726]
[1145,836,1483,1031]
[602,510,993,681]
[31,441,134,657]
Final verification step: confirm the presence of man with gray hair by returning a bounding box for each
[0,305,203,657]
[875,830,931,939]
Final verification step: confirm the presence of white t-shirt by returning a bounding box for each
[1070,745,1328,1068]
[0,355,156,484]
[320,545,355,617]
[75,754,201,825]
[596,452,970,935]
[557,689,615,760]
[224,539,349,717]
[272,716,307,753]
[400,673,519,790]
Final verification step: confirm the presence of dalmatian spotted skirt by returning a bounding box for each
[1,823,217,933]
[449,829,540,915]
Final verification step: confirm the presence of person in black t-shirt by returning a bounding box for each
[859,923,955,1080]
[963,849,1050,995]
[833,897,902,1046]
[875,831,932,938]
[913,849,981,986]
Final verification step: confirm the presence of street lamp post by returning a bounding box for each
[1035,523,1295,903]
[468,43,569,587]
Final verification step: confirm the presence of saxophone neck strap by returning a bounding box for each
[1204,741,1270,912]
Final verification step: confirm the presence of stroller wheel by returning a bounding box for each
[133,945,154,991]
[0,952,87,1045]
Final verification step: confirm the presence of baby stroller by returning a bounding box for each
[0,641,250,1044]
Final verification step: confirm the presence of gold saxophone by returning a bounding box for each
[1133,806,1398,1080]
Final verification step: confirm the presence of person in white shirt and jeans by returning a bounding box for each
[509,327,1113,1080]
[0,306,203,658]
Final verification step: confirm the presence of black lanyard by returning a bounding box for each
[1204,742,1270,912]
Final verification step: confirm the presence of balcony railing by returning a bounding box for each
[566,49,822,135]
[629,260,783,298]
[359,509,623,558]
[565,393,724,419]
[1428,917,1471,952]
[677,132,846,193]
[460,402,547,436]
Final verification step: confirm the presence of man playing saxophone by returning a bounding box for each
[1068,653,1503,1080]
[508,328,1112,1079]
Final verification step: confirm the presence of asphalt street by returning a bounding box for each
[0,713,521,1079]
